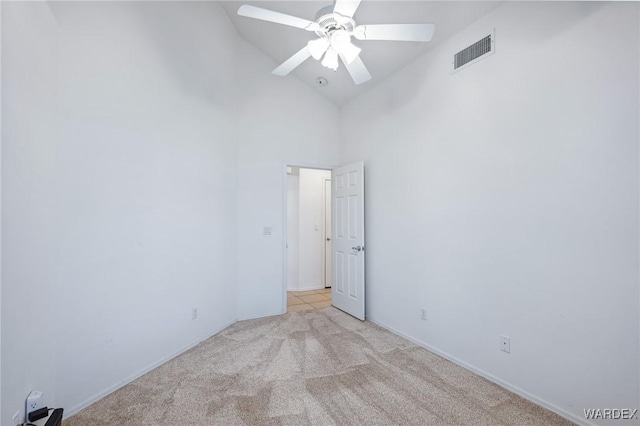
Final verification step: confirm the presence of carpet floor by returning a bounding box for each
[65,307,574,425]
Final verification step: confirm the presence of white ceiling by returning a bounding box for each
[219,1,503,106]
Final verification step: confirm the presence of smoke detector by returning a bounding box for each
[316,77,329,87]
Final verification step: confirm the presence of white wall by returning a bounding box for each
[0,2,3,419]
[297,168,331,290]
[2,2,239,423]
[2,2,59,423]
[340,2,639,424]
[235,40,341,320]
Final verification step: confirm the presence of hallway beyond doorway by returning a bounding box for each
[287,289,331,312]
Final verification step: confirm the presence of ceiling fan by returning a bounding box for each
[237,0,435,85]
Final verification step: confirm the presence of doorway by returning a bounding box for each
[285,166,332,313]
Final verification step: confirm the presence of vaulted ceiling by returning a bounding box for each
[219,1,503,106]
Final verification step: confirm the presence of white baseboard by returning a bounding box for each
[237,310,286,321]
[366,317,592,426]
[64,317,237,419]
[287,285,325,292]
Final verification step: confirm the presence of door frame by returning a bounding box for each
[281,162,336,314]
[322,177,332,289]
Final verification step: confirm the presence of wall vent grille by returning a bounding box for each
[454,35,492,70]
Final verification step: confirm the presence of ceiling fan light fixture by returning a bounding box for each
[331,30,361,64]
[321,47,339,71]
[307,37,330,61]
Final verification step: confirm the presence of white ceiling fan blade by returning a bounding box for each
[333,0,362,19]
[238,5,320,32]
[273,46,312,76]
[340,54,371,85]
[354,23,435,42]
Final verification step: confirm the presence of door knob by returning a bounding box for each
[326,238,331,241]
[352,245,363,252]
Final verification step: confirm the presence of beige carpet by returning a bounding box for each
[65,307,573,425]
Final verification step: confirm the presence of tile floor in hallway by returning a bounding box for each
[287,288,332,312]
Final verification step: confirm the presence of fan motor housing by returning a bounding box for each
[314,5,355,37]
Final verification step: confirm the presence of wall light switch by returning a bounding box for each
[263,227,272,236]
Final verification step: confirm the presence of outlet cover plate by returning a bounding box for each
[500,336,511,353]
[420,308,427,321]
[26,390,43,417]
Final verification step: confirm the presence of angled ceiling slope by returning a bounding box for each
[220,1,503,106]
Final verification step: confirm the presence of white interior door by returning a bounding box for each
[331,161,365,320]
[324,178,332,288]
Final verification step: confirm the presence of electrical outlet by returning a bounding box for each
[420,308,427,321]
[26,390,43,418]
[12,411,20,426]
[192,308,197,320]
[500,336,511,353]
